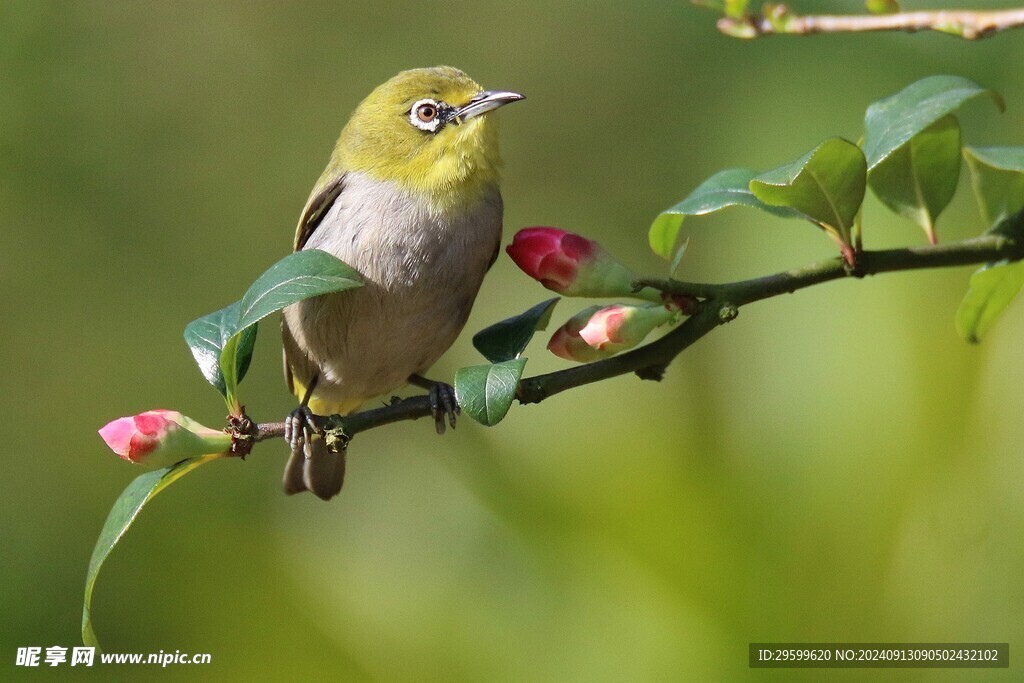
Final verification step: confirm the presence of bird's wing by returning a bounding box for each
[282,320,299,396]
[293,172,346,251]
[283,171,346,396]
[486,190,504,270]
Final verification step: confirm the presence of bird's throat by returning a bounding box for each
[344,118,502,211]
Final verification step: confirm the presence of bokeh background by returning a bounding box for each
[4,0,1024,680]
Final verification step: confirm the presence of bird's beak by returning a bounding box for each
[454,90,525,122]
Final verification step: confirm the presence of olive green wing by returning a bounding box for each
[283,171,346,396]
[293,172,346,251]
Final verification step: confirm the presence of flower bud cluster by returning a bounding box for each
[508,227,687,363]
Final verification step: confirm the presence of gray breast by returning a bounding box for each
[282,172,502,404]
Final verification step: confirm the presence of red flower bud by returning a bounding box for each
[507,227,656,299]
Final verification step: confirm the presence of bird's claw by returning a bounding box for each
[427,381,460,435]
[284,405,325,459]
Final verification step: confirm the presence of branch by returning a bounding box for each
[709,4,1024,40]
[252,396,435,445]
[638,231,1023,306]
[234,211,1024,452]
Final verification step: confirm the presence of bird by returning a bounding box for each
[280,66,523,500]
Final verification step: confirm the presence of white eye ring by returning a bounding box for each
[409,99,443,132]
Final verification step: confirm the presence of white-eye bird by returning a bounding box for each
[281,66,523,500]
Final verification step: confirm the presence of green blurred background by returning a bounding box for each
[4,0,1024,679]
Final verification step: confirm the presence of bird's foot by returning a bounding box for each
[410,374,460,435]
[284,405,327,459]
[428,381,460,435]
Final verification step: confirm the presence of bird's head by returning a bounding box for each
[331,66,523,206]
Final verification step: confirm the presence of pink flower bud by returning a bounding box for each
[578,304,676,352]
[547,306,608,362]
[507,227,657,300]
[548,303,677,362]
[98,410,232,468]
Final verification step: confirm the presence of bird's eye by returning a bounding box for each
[416,103,437,122]
[408,98,445,132]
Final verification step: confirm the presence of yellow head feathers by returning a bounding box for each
[322,67,523,205]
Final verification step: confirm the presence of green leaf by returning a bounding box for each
[863,75,1003,171]
[956,260,1024,343]
[184,250,361,408]
[663,168,803,218]
[83,454,223,651]
[473,299,559,363]
[852,206,864,252]
[219,327,257,411]
[750,138,867,245]
[669,236,690,277]
[964,147,1024,227]
[183,302,256,399]
[649,212,685,260]
[868,115,961,244]
[650,169,801,258]
[454,359,526,426]
[237,250,362,330]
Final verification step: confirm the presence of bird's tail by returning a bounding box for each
[282,437,346,501]
[282,367,363,501]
